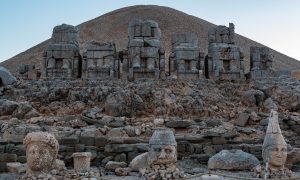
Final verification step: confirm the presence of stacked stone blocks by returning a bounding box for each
[43,24,81,79]
[121,19,165,81]
[206,23,245,81]
[170,33,204,79]
[82,41,118,79]
[250,47,274,79]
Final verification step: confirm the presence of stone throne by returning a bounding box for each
[82,41,119,79]
[43,24,81,79]
[250,47,274,79]
[206,23,245,81]
[121,19,165,81]
[169,33,204,79]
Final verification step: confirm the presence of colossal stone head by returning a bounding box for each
[262,110,287,169]
[23,132,59,175]
[148,128,177,165]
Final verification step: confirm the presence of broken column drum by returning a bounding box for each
[250,47,274,79]
[169,33,204,79]
[206,23,245,81]
[72,152,92,173]
[121,19,165,81]
[82,41,119,79]
[43,24,81,79]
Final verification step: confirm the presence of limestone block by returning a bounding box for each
[141,47,159,58]
[175,49,199,60]
[235,112,250,127]
[93,50,114,58]
[105,161,127,171]
[129,152,148,171]
[141,24,151,37]
[0,67,17,86]
[144,38,160,47]
[7,162,26,173]
[208,149,260,170]
[128,38,144,47]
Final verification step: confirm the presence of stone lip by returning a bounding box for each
[72,152,92,158]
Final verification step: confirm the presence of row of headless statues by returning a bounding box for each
[42,20,273,81]
[20,110,291,179]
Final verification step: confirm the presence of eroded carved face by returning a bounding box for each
[27,142,55,173]
[148,145,177,165]
[266,144,287,168]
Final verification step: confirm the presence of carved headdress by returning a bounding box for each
[262,110,287,162]
[23,131,59,153]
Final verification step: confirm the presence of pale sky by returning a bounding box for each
[1,0,300,62]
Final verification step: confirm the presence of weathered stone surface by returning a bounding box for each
[104,90,143,117]
[0,99,18,116]
[124,19,165,81]
[260,110,291,178]
[23,132,59,175]
[129,152,148,171]
[148,128,177,165]
[115,167,132,176]
[241,90,265,107]
[208,149,260,170]
[206,23,245,81]
[235,112,250,127]
[165,119,191,128]
[6,162,26,173]
[169,32,203,79]
[264,97,278,111]
[105,161,127,171]
[0,66,17,86]
[250,47,274,79]
[43,24,81,79]
[73,152,91,173]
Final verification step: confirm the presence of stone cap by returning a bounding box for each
[263,110,287,151]
[149,128,177,146]
[23,132,59,152]
[72,152,92,158]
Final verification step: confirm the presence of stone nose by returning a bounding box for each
[159,150,166,159]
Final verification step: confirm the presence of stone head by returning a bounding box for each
[148,128,177,165]
[23,132,59,174]
[262,110,287,169]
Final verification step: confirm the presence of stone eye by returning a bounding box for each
[154,148,161,152]
[165,148,172,154]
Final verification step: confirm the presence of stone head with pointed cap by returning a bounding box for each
[262,110,287,169]
[148,128,177,165]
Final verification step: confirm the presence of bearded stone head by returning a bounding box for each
[23,132,59,175]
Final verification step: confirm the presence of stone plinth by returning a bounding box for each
[72,152,92,173]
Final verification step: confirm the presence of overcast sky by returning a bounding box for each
[1,0,300,62]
